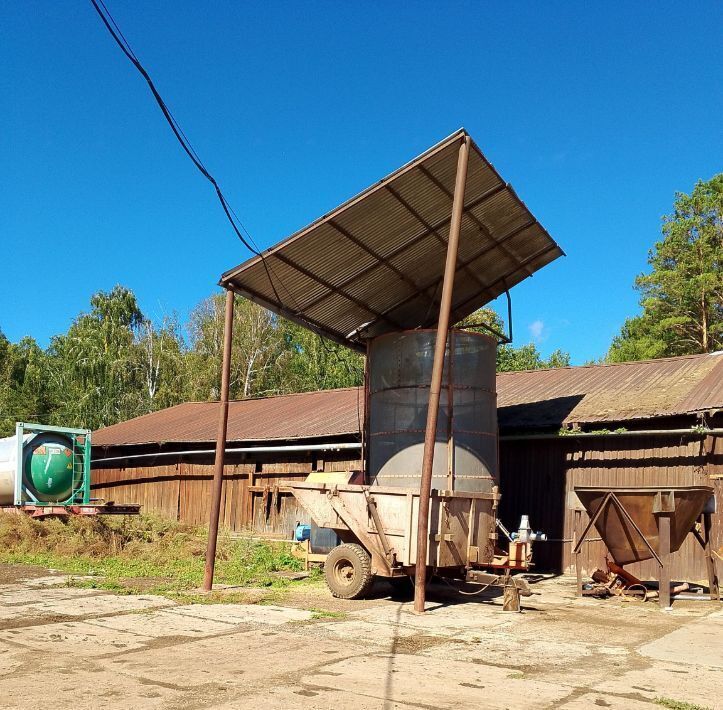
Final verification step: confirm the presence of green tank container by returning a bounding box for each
[0,423,91,506]
[24,435,77,502]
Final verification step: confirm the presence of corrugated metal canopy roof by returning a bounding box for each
[220,129,564,350]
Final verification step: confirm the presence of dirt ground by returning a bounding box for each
[0,564,720,709]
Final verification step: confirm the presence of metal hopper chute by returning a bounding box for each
[574,486,714,565]
[572,485,718,608]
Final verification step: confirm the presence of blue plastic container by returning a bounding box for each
[294,523,311,542]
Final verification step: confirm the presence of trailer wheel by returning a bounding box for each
[324,543,373,599]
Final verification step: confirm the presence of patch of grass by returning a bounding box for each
[66,577,132,594]
[655,698,710,710]
[0,512,307,598]
[308,608,347,620]
[169,590,280,606]
[306,565,325,582]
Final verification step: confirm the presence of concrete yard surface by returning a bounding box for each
[0,566,720,709]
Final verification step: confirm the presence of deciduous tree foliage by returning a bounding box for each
[186,294,287,401]
[0,290,569,435]
[47,286,145,429]
[608,174,723,362]
[0,332,52,431]
[277,320,364,393]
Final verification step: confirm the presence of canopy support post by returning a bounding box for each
[203,288,235,592]
[414,135,470,613]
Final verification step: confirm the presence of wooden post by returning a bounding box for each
[503,577,521,612]
[202,288,235,592]
[244,468,254,528]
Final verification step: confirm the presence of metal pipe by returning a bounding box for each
[203,288,235,592]
[91,427,720,464]
[362,346,370,482]
[500,428,723,441]
[91,442,361,464]
[414,135,470,613]
[504,286,513,342]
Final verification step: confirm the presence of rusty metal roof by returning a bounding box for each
[92,388,363,447]
[93,353,723,447]
[220,129,563,350]
[497,351,723,430]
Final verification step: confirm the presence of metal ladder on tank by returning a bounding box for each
[68,434,88,504]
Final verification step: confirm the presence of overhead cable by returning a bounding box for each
[88,0,286,304]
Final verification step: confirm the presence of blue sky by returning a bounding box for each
[2,2,721,364]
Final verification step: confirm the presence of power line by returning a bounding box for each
[88,0,287,305]
[88,1,360,436]
[89,1,343,349]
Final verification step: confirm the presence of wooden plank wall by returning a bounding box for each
[92,464,181,520]
[498,439,568,572]
[91,452,362,539]
[500,433,722,582]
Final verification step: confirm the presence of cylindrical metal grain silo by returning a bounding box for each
[367,329,497,493]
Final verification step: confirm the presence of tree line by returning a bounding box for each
[1,174,719,435]
[0,289,569,436]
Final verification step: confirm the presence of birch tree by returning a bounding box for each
[186,294,287,400]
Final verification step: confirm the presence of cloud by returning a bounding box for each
[528,319,545,343]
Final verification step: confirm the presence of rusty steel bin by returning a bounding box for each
[574,485,714,566]
[367,329,498,494]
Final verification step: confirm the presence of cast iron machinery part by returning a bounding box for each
[324,543,374,599]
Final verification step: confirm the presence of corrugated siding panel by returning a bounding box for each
[93,388,363,446]
[498,353,723,430]
[676,359,723,413]
[94,354,723,450]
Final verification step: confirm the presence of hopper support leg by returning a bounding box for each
[573,509,583,597]
[657,512,672,610]
[699,512,720,602]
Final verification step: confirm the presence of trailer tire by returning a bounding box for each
[325,543,374,599]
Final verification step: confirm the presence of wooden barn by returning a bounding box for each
[92,351,723,581]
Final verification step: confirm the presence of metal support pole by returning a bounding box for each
[657,513,671,609]
[203,288,235,591]
[413,135,470,613]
